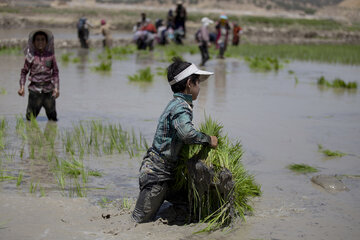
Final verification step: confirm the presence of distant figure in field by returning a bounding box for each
[196,17,214,66]
[134,18,157,51]
[77,17,92,48]
[232,22,243,46]
[100,19,112,48]
[18,29,59,121]
[156,19,168,45]
[215,15,231,59]
[174,1,187,38]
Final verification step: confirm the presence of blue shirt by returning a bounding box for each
[140,92,211,184]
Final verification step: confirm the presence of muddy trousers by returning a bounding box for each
[26,90,57,121]
[132,180,188,223]
[199,41,209,66]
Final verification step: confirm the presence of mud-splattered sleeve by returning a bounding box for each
[52,55,59,90]
[19,59,31,87]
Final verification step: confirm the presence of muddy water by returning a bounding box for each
[0,47,360,239]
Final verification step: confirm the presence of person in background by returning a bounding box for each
[232,22,243,46]
[196,17,214,66]
[174,1,187,38]
[77,17,92,49]
[166,9,175,30]
[131,57,218,223]
[18,29,59,121]
[100,19,112,48]
[215,15,231,59]
[156,19,168,45]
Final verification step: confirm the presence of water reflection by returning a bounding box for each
[23,121,58,186]
[214,59,227,105]
[317,85,357,97]
[76,48,89,74]
[135,51,154,65]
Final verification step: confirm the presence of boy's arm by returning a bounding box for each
[18,59,31,96]
[173,106,211,146]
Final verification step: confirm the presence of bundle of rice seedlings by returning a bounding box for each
[174,116,261,232]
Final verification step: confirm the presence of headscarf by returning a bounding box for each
[24,29,54,62]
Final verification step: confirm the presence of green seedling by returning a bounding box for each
[318,144,347,157]
[122,197,132,210]
[61,53,73,63]
[0,87,6,95]
[29,181,38,193]
[244,56,282,72]
[72,57,80,63]
[288,70,294,74]
[16,171,23,187]
[93,60,112,72]
[128,67,154,82]
[317,76,357,89]
[175,115,261,232]
[99,197,112,208]
[287,164,319,174]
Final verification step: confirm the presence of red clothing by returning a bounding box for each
[232,25,242,45]
[141,23,157,34]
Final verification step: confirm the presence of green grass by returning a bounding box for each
[128,67,154,82]
[226,44,360,65]
[175,116,261,232]
[287,164,319,174]
[317,76,357,89]
[0,87,7,95]
[0,46,22,55]
[61,53,73,63]
[244,56,282,72]
[1,117,147,198]
[318,144,347,157]
[93,60,112,72]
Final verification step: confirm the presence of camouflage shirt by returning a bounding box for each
[139,93,211,186]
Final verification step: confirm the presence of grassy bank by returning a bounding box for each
[225,44,360,65]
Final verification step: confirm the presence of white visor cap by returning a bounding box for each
[169,63,213,86]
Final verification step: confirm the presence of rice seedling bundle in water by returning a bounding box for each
[175,116,261,232]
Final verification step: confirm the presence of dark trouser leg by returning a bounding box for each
[132,182,168,223]
[26,91,42,120]
[42,92,57,121]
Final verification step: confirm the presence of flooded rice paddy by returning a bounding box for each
[0,45,360,239]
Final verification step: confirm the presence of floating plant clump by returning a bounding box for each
[174,116,261,232]
[287,164,319,174]
[317,76,357,89]
[244,56,282,72]
[318,144,347,157]
[128,67,154,82]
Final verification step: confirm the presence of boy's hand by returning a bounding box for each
[210,136,218,148]
[18,86,25,96]
[52,88,60,98]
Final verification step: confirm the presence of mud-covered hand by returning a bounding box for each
[52,88,60,98]
[210,136,218,148]
[18,86,25,96]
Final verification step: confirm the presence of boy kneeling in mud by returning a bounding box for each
[132,57,218,223]
[18,30,60,121]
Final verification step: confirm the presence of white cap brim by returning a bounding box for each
[169,63,213,86]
